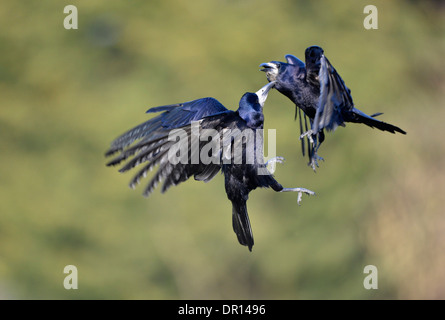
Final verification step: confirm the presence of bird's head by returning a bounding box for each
[260,55,305,92]
[238,81,275,128]
[259,60,282,82]
[239,81,276,110]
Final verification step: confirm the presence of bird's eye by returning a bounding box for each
[276,64,281,69]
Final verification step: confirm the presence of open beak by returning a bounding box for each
[255,81,276,107]
[259,62,279,82]
[259,62,276,72]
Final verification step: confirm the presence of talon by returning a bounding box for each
[308,153,324,171]
[266,156,285,167]
[297,188,316,205]
[271,156,285,164]
[265,156,286,174]
[280,187,315,205]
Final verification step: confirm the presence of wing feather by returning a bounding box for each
[105,97,228,156]
[106,98,237,197]
[313,55,354,133]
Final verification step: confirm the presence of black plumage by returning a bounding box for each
[105,82,314,251]
[260,46,406,170]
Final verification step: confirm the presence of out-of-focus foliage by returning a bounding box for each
[0,0,444,299]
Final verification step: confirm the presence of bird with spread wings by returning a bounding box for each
[105,82,314,251]
[260,46,406,170]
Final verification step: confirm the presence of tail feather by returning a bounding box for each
[352,108,406,135]
[232,201,254,251]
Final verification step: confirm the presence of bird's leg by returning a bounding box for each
[307,134,324,171]
[308,147,324,171]
[265,156,285,174]
[301,129,325,171]
[280,187,316,205]
[300,130,315,146]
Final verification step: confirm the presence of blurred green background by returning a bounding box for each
[1,0,444,299]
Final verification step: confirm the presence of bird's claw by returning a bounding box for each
[308,154,324,171]
[280,187,316,205]
[266,156,285,166]
[265,156,285,174]
[296,188,316,205]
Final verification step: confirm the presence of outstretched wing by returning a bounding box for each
[313,55,354,133]
[106,97,228,157]
[105,98,233,196]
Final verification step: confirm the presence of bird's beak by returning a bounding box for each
[259,62,275,72]
[255,81,276,107]
[259,62,279,82]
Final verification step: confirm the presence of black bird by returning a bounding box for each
[105,82,314,251]
[260,46,406,170]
